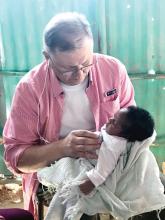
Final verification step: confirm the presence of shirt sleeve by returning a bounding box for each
[86,135,126,187]
[118,63,136,108]
[3,81,39,174]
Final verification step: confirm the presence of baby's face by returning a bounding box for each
[106,108,128,137]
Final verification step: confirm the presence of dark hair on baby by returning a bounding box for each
[121,106,154,142]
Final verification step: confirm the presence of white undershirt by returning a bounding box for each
[59,77,95,138]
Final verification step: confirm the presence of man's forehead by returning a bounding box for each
[53,51,93,69]
[52,38,93,63]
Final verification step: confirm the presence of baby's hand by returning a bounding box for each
[79,179,95,195]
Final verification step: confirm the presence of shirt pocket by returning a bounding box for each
[100,95,120,124]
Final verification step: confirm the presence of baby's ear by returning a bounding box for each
[42,51,50,60]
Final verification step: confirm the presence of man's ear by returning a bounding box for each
[42,50,50,60]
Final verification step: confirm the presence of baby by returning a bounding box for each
[79,105,155,195]
[37,106,159,220]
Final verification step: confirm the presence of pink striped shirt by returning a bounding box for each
[3,53,135,220]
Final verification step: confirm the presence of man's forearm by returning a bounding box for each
[17,129,101,173]
[17,139,65,173]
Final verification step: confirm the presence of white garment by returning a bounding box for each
[59,77,95,138]
[87,127,127,187]
[37,130,165,220]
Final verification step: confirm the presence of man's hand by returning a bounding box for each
[61,130,101,159]
[79,179,95,195]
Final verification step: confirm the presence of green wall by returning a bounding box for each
[132,77,165,168]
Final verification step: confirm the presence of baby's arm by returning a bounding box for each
[79,140,116,195]
[79,140,115,195]
[79,135,126,195]
[86,136,127,188]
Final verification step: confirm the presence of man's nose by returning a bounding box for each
[77,68,83,74]
[72,68,84,77]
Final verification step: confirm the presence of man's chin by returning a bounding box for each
[65,79,84,86]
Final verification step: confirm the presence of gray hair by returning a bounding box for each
[43,12,93,53]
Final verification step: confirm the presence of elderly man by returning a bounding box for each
[3,12,135,220]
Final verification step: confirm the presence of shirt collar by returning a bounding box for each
[49,67,63,97]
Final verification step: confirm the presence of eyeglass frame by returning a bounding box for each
[48,54,94,77]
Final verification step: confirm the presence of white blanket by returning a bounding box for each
[37,131,165,220]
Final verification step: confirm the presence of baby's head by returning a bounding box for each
[106,106,154,142]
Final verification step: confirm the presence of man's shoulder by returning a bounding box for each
[93,53,124,66]
[16,61,47,95]
[92,53,126,83]
[21,61,47,83]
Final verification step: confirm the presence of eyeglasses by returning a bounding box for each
[49,55,94,77]
[60,63,94,76]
